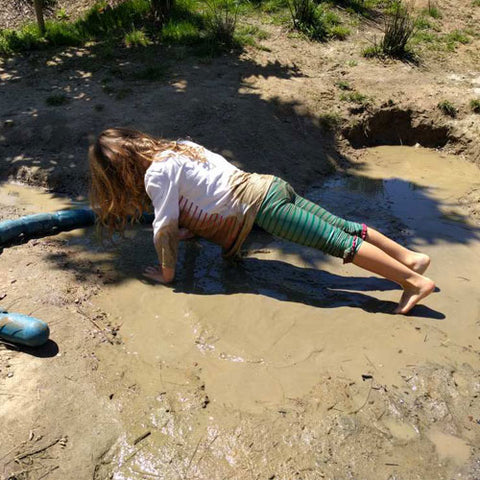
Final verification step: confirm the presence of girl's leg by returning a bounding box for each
[295,195,430,274]
[364,228,430,274]
[256,178,435,314]
[353,242,435,314]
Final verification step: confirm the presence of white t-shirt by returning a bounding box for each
[144,141,273,268]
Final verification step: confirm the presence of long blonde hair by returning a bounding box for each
[89,127,204,235]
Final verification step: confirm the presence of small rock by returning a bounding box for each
[0,293,6,300]
[7,372,14,378]
[4,119,14,128]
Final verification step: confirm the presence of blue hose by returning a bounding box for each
[0,207,154,346]
[0,310,50,347]
[0,208,154,251]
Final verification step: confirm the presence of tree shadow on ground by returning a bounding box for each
[0,41,347,196]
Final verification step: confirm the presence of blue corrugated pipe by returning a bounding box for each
[0,310,50,347]
[0,207,154,346]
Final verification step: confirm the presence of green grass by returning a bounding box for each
[318,112,342,130]
[422,4,442,18]
[437,100,457,117]
[287,1,351,41]
[340,90,370,105]
[444,30,470,50]
[470,99,480,114]
[124,28,152,47]
[335,80,352,90]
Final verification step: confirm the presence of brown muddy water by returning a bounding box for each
[2,146,480,479]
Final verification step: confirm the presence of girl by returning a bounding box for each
[89,127,435,314]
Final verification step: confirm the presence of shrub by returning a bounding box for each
[318,112,342,130]
[437,100,457,117]
[423,0,441,18]
[381,1,415,58]
[287,1,349,41]
[203,0,239,47]
[124,28,152,46]
[470,99,480,114]
[340,90,370,105]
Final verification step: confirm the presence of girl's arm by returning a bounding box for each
[143,265,175,284]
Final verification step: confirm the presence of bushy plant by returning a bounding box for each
[437,100,457,117]
[203,0,239,46]
[381,1,415,58]
[124,28,152,46]
[470,99,480,114]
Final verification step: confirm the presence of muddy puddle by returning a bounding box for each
[2,146,480,479]
[91,146,480,404]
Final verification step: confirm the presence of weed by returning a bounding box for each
[381,1,415,59]
[55,8,69,20]
[473,0,480,6]
[423,1,442,18]
[124,28,152,47]
[415,16,432,31]
[335,80,352,90]
[346,59,358,67]
[470,99,480,113]
[287,1,349,41]
[261,0,289,13]
[318,112,342,130]
[203,0,239,47]
[329,25,350,40]
[362,43,382,58]
[437,100,457,117]
[340,90,370,105]
[445,30,470,50]
[46,93,69,106]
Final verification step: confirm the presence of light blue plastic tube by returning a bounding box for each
[0,208,154,250]
[0,310,50,347]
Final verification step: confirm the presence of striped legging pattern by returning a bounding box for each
[255,177,366,262]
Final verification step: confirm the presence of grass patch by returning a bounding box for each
[46,93,70,106]
[335,80,352,90]
[318,112,342,130]
[473,0,480,6]
[340,90,370,105]
[422,1,442,18]
[363,1,416,61]
[437,100,457,117]
[470,99,480,114]
[444,30,470,50]
[287,0,350,41]
[124,28,152,47]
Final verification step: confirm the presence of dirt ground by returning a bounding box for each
[1,1,480,478]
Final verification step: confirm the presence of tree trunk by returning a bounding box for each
[33,0,46,36]
[151,0,175,25]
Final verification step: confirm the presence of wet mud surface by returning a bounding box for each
[3,146,480,479]
[0,147,480,479]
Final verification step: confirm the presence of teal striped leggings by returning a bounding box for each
[255,177,367,262]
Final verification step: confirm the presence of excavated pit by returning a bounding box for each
[343,108,452,149]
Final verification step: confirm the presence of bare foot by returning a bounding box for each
[394,277,435,314]
[408,253,431,275]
